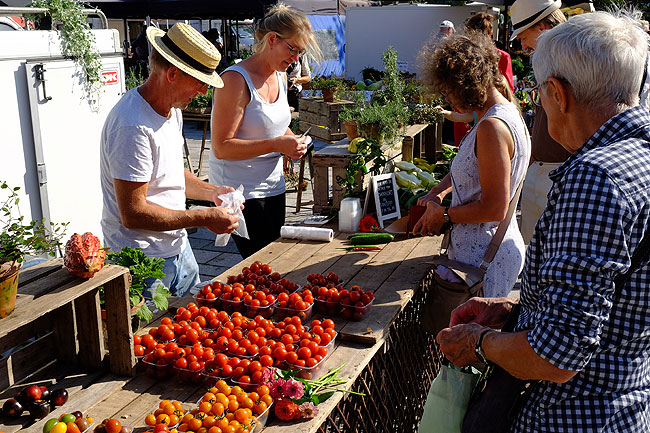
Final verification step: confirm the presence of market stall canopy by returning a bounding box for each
[80,0,276,19]
[283,0,379,15]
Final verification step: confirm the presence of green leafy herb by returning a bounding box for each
[104,246,170,321]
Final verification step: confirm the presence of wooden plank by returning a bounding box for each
[338,235,442,344]
[24,373,132,433]
[0,314,51,354]
[75,289,105,369]
[103,271,135,376]
[4,265,130,337]
[312,165,329,213]
[262,340,382,433]
[16,258,63,287]
[0,332,57,392]
[52,302,79,363]
[17,268,77,306]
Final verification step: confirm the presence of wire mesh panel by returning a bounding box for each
[318,269,443,433]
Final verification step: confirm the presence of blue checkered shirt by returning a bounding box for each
[512,105,650,432]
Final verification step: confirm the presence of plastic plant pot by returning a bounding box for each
[275,301,314,323]
[340,298,374,321]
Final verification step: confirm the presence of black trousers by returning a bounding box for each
[232,193,286,259]
[288,87,300,111]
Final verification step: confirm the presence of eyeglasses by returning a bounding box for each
[524,84,542,107]
[281,38,306,57]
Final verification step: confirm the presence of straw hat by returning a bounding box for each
[510,0,561,40]
[147,23,223,88]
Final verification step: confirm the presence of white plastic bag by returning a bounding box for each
[215,185,248,246]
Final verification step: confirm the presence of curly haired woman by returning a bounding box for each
[413,35,530,297]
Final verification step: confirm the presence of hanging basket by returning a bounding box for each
[0,261,23,318]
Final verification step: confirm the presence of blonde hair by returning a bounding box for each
[254,3,321,60]
[539,9,567,29]
[149,47,172,74]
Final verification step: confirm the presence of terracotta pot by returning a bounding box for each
[322,88,337,103]
[344,121,359,140]
[359,122,380,141]
[0,261,22,318]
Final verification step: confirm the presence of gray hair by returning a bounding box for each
[532,10,649,114]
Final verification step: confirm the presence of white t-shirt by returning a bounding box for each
[100,87,187,258]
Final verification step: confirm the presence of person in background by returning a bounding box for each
[438,11,650,432]
[100,23,239,297]
[510,0,570,245]
[210,4,319,259]
[130,24,149,74]
[414,34,530,298]
[436,20,455,40]
[286,54,311,112]
[447,12,515,147]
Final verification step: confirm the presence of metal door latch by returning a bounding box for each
[34,64,53,102]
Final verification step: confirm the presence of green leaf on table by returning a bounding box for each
[137,304,153,322]
[153,284,171,310]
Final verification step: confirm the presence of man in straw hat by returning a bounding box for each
[100,22,239,297]
[510,0,571,245]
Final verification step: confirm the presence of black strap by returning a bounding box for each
[161,34,215,75]
[614,226,650,297]
[639,55,648,100]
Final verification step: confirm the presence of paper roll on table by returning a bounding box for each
[280,226,334,242]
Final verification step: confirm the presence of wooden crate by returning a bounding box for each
[312,138,403,213]
[401,122,442,162]
[298,97,353,143]
[0,259,134,392]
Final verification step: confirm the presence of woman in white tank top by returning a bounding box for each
[210,4,319,258]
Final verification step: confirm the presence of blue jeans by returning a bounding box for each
[144,241,200,298]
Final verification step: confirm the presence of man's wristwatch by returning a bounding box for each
[474,329,492,364]
[443,206,452,223]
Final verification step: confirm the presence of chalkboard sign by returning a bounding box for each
[368,173,401,228]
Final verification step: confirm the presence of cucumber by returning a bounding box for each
[405,190,429,209]
[347,233,394,245]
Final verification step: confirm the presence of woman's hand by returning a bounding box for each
[417,188,444,206]
[412,202,447,236]
[277,135,308,160]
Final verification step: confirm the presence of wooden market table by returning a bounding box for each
[0,232,443,433]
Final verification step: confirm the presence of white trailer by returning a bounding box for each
[1,24,125,239]
[345,3,500,80]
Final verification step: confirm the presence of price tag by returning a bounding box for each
[366,173,401,228]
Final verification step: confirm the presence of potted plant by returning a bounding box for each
[186,87,213,114]
[311,75,342,102]
[0,181,68,318]
[102,246,171,327]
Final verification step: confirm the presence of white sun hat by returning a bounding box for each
[147,22,223,88]
[440,20,455,30]
[510,0,562,41]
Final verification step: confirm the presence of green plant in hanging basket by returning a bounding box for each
[28,0,103,95]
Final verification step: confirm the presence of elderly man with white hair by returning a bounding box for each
[437,10,650,433]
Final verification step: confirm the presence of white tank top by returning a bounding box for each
[209,65,291,199]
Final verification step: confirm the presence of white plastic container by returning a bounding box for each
[339,198,361,232]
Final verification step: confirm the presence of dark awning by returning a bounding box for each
[83,0,276,20]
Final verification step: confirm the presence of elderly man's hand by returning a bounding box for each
[437,323,485,367]
[211,186,236,206]
[449,297,517,328]
[205,207,240,234]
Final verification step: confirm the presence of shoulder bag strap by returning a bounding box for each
[478,178,524,271]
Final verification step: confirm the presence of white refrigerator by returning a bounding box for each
[1,28,125,239]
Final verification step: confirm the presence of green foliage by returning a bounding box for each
[105,246,170,321]
[125,66,146,90]
[0,181,68,265]
[188,87,214,108]
[408,103,444,125]
[340,137,388,198]
[310,75,343,91]
[29,0,103,96]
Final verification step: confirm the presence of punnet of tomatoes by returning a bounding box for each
[313,285,345,315]
[93,418,132,433]
[226,261,299,295]
[42,412,94,433]
[275,289,314,322]
[340,286,375,321]
[193,281,223,308]
[144,399,187,429]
